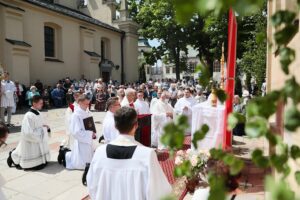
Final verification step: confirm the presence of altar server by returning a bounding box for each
[87,107,172,200]
[150,90,174,149]
[63,91,81,149]
[174,87,197,134]
[102,97,121,143]
[60,95,96,169]
[134,90,150,114]
[8,95,50,170]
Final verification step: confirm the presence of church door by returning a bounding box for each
[102,71,110,83]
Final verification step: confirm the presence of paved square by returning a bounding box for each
[0,108,106,200]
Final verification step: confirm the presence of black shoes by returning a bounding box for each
[82,163,90,186]
[7,150,14,167]
[98,135,105,143]
[57,146,70,167]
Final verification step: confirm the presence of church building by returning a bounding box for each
[0,0,139,86]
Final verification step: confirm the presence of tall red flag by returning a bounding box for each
[223,9,237,150]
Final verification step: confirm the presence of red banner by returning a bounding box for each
[223,9,237,150]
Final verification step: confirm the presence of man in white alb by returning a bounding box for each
[58,95,96,169]
[150,90,174,149]
[102,97,121,143]
[134,90,150,115]
[8,95,50,170]
[0,72,16,127]
[87,107,172,200]
[174,87,197,134]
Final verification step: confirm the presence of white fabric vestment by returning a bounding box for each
[149,97,158,113]
[65,107,94,170]
[150,99,174,149]
[87,135,172,200]
[120,96,130,107]
[63,102,79,149]
[11,109,50,168]
[174,97,197,134]
[0,174,6,199]
[102,111,120,143]
[134,99,150,115]
[1,80,16,108]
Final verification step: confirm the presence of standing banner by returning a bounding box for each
[223,9,237,150]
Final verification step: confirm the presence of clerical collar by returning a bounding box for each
[29,108,40,115]
[110,134,139,147]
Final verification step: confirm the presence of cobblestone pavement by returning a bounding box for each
[0,108,106,200]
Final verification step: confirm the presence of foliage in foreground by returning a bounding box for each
[160,0,300,200]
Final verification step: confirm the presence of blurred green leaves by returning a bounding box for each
[279,47,295,74]
[227,112,246,130]
[192,124,209,149]
[252,149,270,168]
[265,176,295,200]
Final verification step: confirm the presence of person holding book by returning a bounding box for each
[58,94,96,169]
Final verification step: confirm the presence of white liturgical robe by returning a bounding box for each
[63,102,79,149]
[87,134,172,200]
[65,107,94,170]
[11,109,50,168]
[102,111,120,143]
[0,175,6,200]
[1,80,16,108]
[150,99,174,149]
[134,99,150,114]
[174,96,197,134]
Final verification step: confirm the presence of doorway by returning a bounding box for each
[102,71,110,83]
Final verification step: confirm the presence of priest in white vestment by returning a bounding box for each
[134,90,150,115]
[121,88,136,108]
[102,97,121,143]
[63,95,96,170]
[87,107,172,200]
[150,91,174,149]
[10,95,50,170]
[174,88,197,134]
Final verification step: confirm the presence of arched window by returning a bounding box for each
[44,26,55,57]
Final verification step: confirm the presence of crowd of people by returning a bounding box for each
[2,73,259,200]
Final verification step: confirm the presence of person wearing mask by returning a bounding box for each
[0,72,16,127]
[86,107,172,200]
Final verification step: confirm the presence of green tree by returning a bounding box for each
[131,0,189,80]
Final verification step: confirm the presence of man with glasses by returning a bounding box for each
[101,97,121,143]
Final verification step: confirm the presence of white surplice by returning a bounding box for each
[134,99,150,114]
[87,134,172,200]
[120,96,130,107]
[63,102,79,149]
[65,107,94,170]
[11,109,50,168]
[150,99,174,149]
[0,174,6,200]
[174,97,197,134]
[1,80,16,108]
[102,111,120,143]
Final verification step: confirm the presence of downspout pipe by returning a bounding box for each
[121,32,125,84]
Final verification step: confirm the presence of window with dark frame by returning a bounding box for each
[44,26,55,58]
[101,40,105,60]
